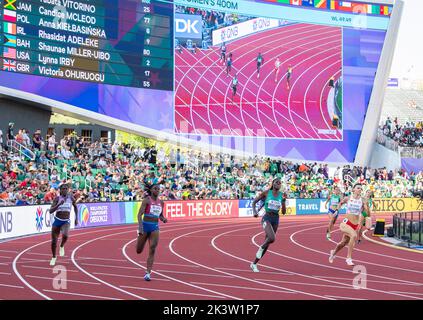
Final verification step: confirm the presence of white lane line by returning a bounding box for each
[120,285,226,299]
[252,225,423,299]
[0,250,18,253]
[325,295,367,300]
[190,282,297,294]
[80,262,141,270]
[123,242,242,299]
[71,237,148,300]
[216,267,294,275]
[155,269,234,279]
[0,262,9,266]
[390,291,423,296]
[290,225,423,286]
[43,289,122,300]
[78,257,127,262]
[93,272,171,282]
[314,276,423,286]
[154,262,201,268]
[256,278,356,290]
[21,265,80,273]
[0,283,24,289]
[0,272,11,276]
[169,223,333,300]
[26,275,101,285]
[0,256,11,259]
[12,225,136,300]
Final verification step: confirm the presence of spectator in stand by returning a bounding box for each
[48,133,56,153]
[32,129,43,150]
[7,122,14,147]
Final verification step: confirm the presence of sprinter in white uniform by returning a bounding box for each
[328,183,369,266]
[49,183,78,266]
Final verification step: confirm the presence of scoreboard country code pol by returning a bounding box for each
[0,0,174,90]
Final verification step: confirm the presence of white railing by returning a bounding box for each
[376,128,399,152]
[399,147,423,159]
[377,128,423,158]
[7,140,36,161]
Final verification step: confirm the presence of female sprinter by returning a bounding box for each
[49,183,78,266]
[324,185,342,240]
[274,57,281,82]
[250,178,286,272]
[358,190,373,244]
[329,183,369,266]
[136,184,168,281]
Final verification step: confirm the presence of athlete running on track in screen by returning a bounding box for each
[358,190,373,244]
[231,74,238,100]
[325,185,342,240]
[274,57,281,82]
[226,52,233,75]
[136,184,168,281]
[256,52,264,79]
[49,183,78,266]
[220,43,227,65]
[329,183,368,266]
[250,178,286,272]
[286,65,293,89]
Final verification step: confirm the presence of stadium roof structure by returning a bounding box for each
[381,89,423,123]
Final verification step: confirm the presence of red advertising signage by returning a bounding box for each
[164,200,239,221]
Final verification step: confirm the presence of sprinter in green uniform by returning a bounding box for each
[358,189,373,244]
[325,185,342,240]
[250,178,286,272]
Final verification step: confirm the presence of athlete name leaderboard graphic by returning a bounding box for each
[0,0,174,90]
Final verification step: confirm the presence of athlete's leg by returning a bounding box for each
[136,232,149,254]
[253,221,277,264]
[146,231,160,274]
[59,223,70,256]
[51,226,61,258]
[333,234,350,256]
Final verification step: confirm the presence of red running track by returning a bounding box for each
[0,215,422,300]
[175,23,342,140]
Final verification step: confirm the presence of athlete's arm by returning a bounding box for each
[252,191,267,217]
[357,200,367,232]
[159,200,168,223]
[281,193,287,215]
[137,198,149,224]
[72,195,78,226]
[137,198,149,235]
[335,196,348,213]
[49,196,63,214]
[324,193,331,208]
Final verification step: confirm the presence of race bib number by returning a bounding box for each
[268,200,281,211]
[150,205,162,217]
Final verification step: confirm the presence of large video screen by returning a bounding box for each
[0,0,393,163]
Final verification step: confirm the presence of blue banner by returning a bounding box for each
[296,199,347,215]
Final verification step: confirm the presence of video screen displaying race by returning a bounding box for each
[0,0,393,162]
[175,7,343,140]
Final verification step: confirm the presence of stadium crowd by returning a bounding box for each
[175,6,252,49]
[380,117,423,148]
[1,124,422,207]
